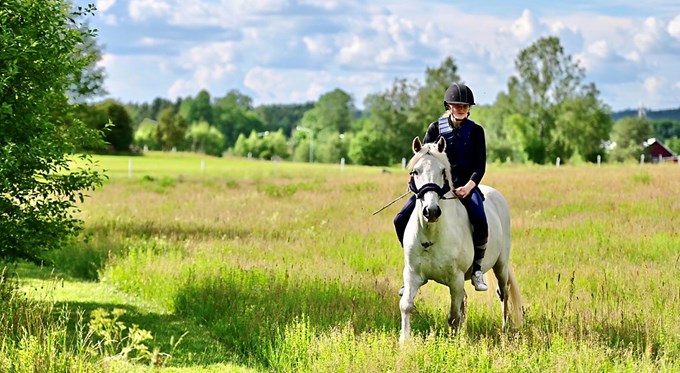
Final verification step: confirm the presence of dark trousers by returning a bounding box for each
[393,189,488,247]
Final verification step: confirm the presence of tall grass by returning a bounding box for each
[38,155,680,371]
[0,270,99,372]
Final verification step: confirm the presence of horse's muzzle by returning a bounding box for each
[423,205,441,222]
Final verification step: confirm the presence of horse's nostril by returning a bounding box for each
[422,207,429,218]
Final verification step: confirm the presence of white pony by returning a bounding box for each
[399,136,523,342]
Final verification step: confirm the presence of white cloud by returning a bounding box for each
[96,0,116,12]
[668,14,680,39]
[87,0,680,110]
[644,76,661,95]
[244,67,333,103]
[507,9,536,42]
[634,17,665,52]
[129,0,171,21]
[303,35,333,57]
[587,40,610,59]
[298,0,340,11]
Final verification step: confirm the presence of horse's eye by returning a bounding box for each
[410,170,419,176]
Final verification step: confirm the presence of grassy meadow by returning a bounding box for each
[3,152,679,372]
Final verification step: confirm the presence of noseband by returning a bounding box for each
[409,175,455,200]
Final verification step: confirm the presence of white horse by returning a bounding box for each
[399,136,523,342]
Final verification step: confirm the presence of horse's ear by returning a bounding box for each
[437,136,446,153]
[412,136,422,153]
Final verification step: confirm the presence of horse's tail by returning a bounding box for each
[507,265,524,328]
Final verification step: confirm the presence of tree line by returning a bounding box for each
[76,37,680,165]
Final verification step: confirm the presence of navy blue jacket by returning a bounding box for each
[423,117,486,188]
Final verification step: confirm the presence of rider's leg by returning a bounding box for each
[461,188,488,291]
[393,195,416,247]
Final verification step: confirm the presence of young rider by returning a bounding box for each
[394,83,489,291]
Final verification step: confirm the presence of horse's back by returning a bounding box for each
[479,184,510,226]
[479,184,512,265]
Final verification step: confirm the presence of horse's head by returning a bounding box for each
[408,136,453,223]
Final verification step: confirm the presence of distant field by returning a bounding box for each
[23,153,680,371]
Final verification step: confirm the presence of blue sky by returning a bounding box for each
[78,0,680,111]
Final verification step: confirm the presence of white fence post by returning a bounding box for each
[597,155,601,166]
[640,154,645,164]
[340,157,345,174]
[128,158,133,178]
[201,159,205,174]
[556,157,561,167]
[402,157,406,170]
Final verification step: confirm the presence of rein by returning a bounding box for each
[372,175,456,216]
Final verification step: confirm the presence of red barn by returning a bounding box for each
[644,138,678,163]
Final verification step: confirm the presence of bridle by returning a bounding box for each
[408,173,457,200]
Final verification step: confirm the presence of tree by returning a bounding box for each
[69,18,107,100]
[348,120,392,166]
[410,56,461,129]
[502,36,611,163]
[0,1,106,262]
[97,100,134,152]
[360,79,420,165]
[154,107,188,150]
[255,102,314,137]
[609,116,653,162]
[134,119,160,150]
[187,89,213,125]
[651,119,680,140]
[299,89,354,135]
[213,90,264,148]
[186,121,225,156]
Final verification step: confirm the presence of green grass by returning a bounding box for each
[9,154,680,371]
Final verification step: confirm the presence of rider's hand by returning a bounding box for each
[455,181,476,198]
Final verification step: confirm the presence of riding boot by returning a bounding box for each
[471,244,488,291]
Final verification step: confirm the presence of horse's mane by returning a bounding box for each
[407,142,453,186]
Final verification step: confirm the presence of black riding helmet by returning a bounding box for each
[443,83,475,109]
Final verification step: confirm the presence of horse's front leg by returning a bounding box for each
[447,273,467,331]
[400,268,425,343]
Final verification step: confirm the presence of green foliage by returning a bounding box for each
[348,120,392,166]
[0,271,98,371]
[300,89,354,135]
[501,36,611,164]
[409,56,461,126]
[665,136,680,154]
[77,99,134,152]
[133,118,161,150]
[0,0,107,262]
[609,116,653,162]
[316,131,350,164]
[88,308,157,363]
[154,107,188,151]
[256,102,315,137]
[187,120,226,157]
[187,89,214,125]
[650,119,680,140]
[357,79,420,165]
[232,130,289,159]
[213,89,265,148]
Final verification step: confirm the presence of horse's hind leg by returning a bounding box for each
[493,263,510,331]
[400,269,425,343]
